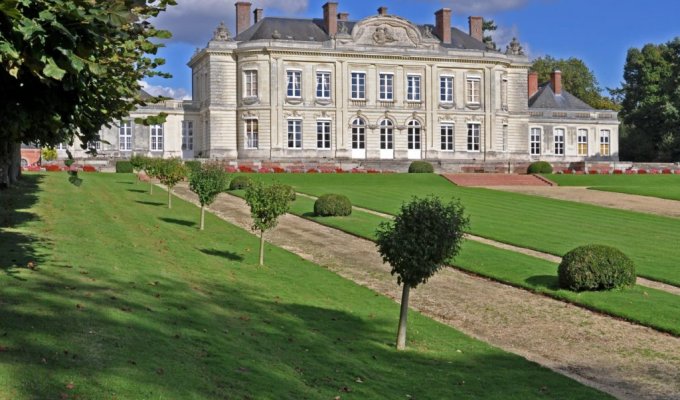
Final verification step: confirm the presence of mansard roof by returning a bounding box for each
[529,83,594,110]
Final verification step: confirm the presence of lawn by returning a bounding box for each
[0,173,612,399]
[248,173,680,286]
[547,174,680,201]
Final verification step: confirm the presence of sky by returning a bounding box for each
[144,0,680,99]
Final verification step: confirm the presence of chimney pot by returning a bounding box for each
[322,2,338,36]
[434,8,452,45]
[337,12,349,21]
[528,71,538,98]
[469,16,483,42]
[551,70,562,95]
[235,2,252,36]
[253,8,263,24]
[378,6,388,16]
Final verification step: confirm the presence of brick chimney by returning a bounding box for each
[323,2,338,36]
[235,2,251,36]
[528,71,538,98]
[434,8,451,45]
[253,8,263,24]
[337,12,349,21]
[469,16,483,42]
[551,70,562,95]
[377,6,388,16]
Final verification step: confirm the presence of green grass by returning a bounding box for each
[245,173,680,286]
[271,194,680,336]
[0,173,612,399]
[547,174,680,201]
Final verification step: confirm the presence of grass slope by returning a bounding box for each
[547,174,680,201]
[247,173,680,286]
[0,173,611,399]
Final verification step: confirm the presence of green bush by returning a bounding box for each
[229,175,253,190]
[408,161,434,173]
[116,160,134,173]
[314,194,352,217]
[527,161,553,174]
[277,184,296,201]
[185,160,202,175]
[558,245,636,291]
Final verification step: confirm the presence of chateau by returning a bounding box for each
[64,2,620,168]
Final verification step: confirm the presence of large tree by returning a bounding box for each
[0,0,175,187]
[531,56,619,110]
[615,38,680,161]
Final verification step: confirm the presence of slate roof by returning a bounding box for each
[235,17,487,50]
[529,82,594,110]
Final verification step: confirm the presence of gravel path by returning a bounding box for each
[172,184,680,400]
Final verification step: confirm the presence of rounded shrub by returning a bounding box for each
[115,160,133,173]
[527,161,553,174]
[314,194,352,217]
[408,161,434,173]
[229,175,253,190]
[558,245,636,291]
[278,184,296,201]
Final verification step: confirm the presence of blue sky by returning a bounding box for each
[145,0,680,99]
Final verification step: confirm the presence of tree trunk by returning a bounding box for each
[167,186,172,209]
[150,181,153,195]
[396,284,410,350]
[259,230,265,265]
[0,141,21,189]
[200,205,205,230]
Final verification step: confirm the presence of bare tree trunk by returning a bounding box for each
[0,141,21,189]
[396,284,410,350]
[150,181,153,195]
[167,186,172,209]
[259,230,265,265]
[200,205,205,230]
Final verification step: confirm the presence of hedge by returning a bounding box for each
[408,161,434,173]
[527,161,553,174]
[229,175,253,190]
[558,244,636,291]
[115,161,134,173]
[314,194,352,216]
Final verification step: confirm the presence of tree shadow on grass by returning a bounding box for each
[127,189,148,193]
[117,181,134,185]
[135,200,164,206]
[199,248,244,261]
[159,217,196,227]
[526,275,560,290]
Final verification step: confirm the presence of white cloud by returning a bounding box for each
[152,0,309,46]
[140,81,191,100]
[408,0,529,14]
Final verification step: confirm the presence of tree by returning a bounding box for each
[143,158,161,195]
[615,38,680,161]
[531,56,619,110]
[482,19,497,50]
[244,182,292,266]
[375,196,469,350]
[189,162,229,230]
[0,0,175,188]
[156,158,187,209]
[41,147,57,162]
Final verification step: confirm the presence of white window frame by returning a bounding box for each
[379,72,394,101]
[407,120,421,150]
[316,120,331,149]
[351,118,366,149]
[350,72,366,100]
[88,135,101,151]
[467,123,481,152]
[466,76,481,105]
[244,70,258,98]
[379,119,393,150]
[406,74,421,102]
[245,119,258,149]
[287,119,302,149]
[577,128,589,156]
[316,71,331,99]
[286,70,302,98]
[182,121,194,151]
[440,123,454,151]
[554,127,565,156]
[119,120,132,151]
[502,124,509,152]
[600,129,611,156]
[440,75,454,103]
[150,124,164,151]
[530,127,542,155]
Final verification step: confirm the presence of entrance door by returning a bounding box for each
[407,120,421,159]
[182,121,194,159]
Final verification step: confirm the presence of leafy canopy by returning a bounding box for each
[156,158,186,189]
[244,181,292,233]
[376,196,469,288]
[189,163,230,207]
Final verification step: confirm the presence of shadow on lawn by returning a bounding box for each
[135,200,165,207]
[199,248,244,261]
[159,217,196,227]
[127,189,148,193]
[526,274,560,290]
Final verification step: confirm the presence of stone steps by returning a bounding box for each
[443,173,554,187]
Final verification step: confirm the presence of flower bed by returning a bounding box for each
[82,165,97,172]
[45,164,62,172]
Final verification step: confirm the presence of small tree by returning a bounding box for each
[376,196,469,350]
[189,163,230,230]
[41,147,57,162]
[144,158,161,195]
[157,158,187,209]
[130,155,148,173]
[244,182,292,265]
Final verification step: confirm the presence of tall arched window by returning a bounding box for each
[351,118,365,149]
[407,120,421,150]
[379,119,393,150]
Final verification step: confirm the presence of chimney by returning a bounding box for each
[528,71,538,98]
[337,12,349,21]
[434,8,451,45]
[323,2,338,36]
[377,6,388,16]
[235,2,252,36]
[551,70,562,95]
[469,16,483,42]
[253,8,263,24]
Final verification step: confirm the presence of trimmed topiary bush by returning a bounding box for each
[558,244,636,291]
[116,160,133,173]
[408,161,434,173]
[314,194,352,216]
[229,175,253,190]
[527,161,553,174]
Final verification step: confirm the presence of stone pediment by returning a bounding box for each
[338,16,438,49]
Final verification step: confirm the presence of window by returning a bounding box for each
[351,72,366,99]
[287,120,302,149]
[408,120,421,150]
[316,71,331,99]
[530,127,541,155]
[351,118,365,149]
[245,119,258,149]
[379,119,393,150]
[502,124,509,152]
[244,70,258,98]
[56,143,67,150]
[600,130,610,155]
[406,75,421,101]
[379,73,394,101]
[119,120,132,151]
[467,123,481,152]
[182,121,194,151]
[441,124,454,151]
[286,70,301,98]
[577,129,588,156]
[150,124,164,151]
[317,120,331,149]
[466,77,481,104]
[88,135,101,151]
[554,128,565,155]
[440,76,454,103]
